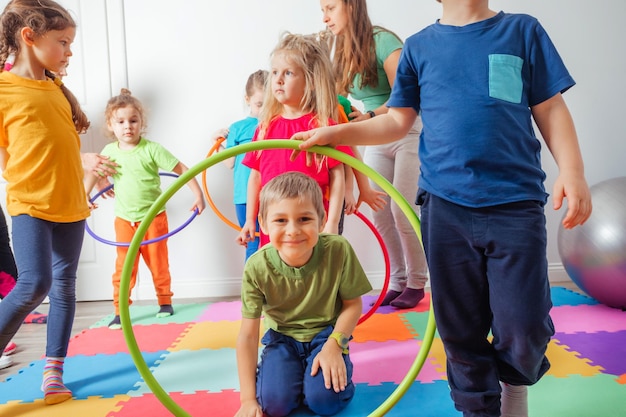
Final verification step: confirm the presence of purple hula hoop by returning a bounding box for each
[85,172,198,247]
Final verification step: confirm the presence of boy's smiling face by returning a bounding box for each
[260,197,325,268]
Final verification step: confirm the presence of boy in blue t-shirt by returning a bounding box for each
[294,1,592,416]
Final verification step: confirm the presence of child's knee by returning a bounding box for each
[259,392,299,417]
[304,381,355,416]
[257,373,300,417]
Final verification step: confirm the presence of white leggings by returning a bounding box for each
[363,118,428,291]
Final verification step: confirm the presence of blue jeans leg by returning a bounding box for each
[303,327,354,416]
[257,329,306,417]
[257,327,354,417]
[418,191,553,417]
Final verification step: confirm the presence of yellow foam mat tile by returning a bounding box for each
[0,395,128,417]
[546,338,605,377]
[170,320,263,351]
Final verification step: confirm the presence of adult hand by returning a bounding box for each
[357,186,387,212]
[348,109,371,122]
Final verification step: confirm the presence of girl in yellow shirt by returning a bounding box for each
[0,0,91,405]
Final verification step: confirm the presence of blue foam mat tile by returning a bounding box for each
[287,381,460,417]
[0,351,167,403]
[550,287,598,307]
[129,349,240,395]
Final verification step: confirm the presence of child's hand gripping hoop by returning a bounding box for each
[85,172,198,247]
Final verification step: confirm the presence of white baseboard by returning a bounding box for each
[134,272,389,301]
[133,263,574,301]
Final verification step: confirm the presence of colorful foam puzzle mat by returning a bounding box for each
[1,287,625,416]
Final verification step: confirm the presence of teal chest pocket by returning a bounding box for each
[489,54,523,104]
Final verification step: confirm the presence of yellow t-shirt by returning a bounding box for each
[0,71,89,222]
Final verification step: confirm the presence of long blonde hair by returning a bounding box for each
[256,32,338,141]
[0,0,90,133]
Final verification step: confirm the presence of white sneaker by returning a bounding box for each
[0,355,13,370]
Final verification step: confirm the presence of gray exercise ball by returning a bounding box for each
[557,176,626,309]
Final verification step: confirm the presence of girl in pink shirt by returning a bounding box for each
[238,33,353,248]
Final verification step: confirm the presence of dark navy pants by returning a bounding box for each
[418,191,553,417]
[256,326,355,417]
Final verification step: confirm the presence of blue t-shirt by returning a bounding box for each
[226,116,258,204]
[389,12,575,207]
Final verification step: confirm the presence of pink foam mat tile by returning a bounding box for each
[108,390,240,417]
[550,304,626,334]
[196,300,242,322]
[350,339,445,385]
[67,323,191,356]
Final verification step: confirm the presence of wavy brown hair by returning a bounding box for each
[326,0,402,96]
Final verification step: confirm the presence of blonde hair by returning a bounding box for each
[0,0,90,133]
[104,88,147,139]
[257,32,338,141]
[259,171,326,224]
[245,69,268,97]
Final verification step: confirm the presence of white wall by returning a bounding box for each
[2,0,624,300]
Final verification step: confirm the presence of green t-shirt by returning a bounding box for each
[102,137,179,222]
[349,29,403,111]
[241,234,373,342]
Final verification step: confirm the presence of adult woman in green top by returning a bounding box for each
[320,0,428,308]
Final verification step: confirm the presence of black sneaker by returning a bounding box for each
[108,315,122,330]
[156,304,174,318]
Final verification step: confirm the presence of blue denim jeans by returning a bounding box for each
[256,326,355,417]
[0,215,85,357]
[418,191,553,417]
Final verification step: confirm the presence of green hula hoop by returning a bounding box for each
[120,139,437,417]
